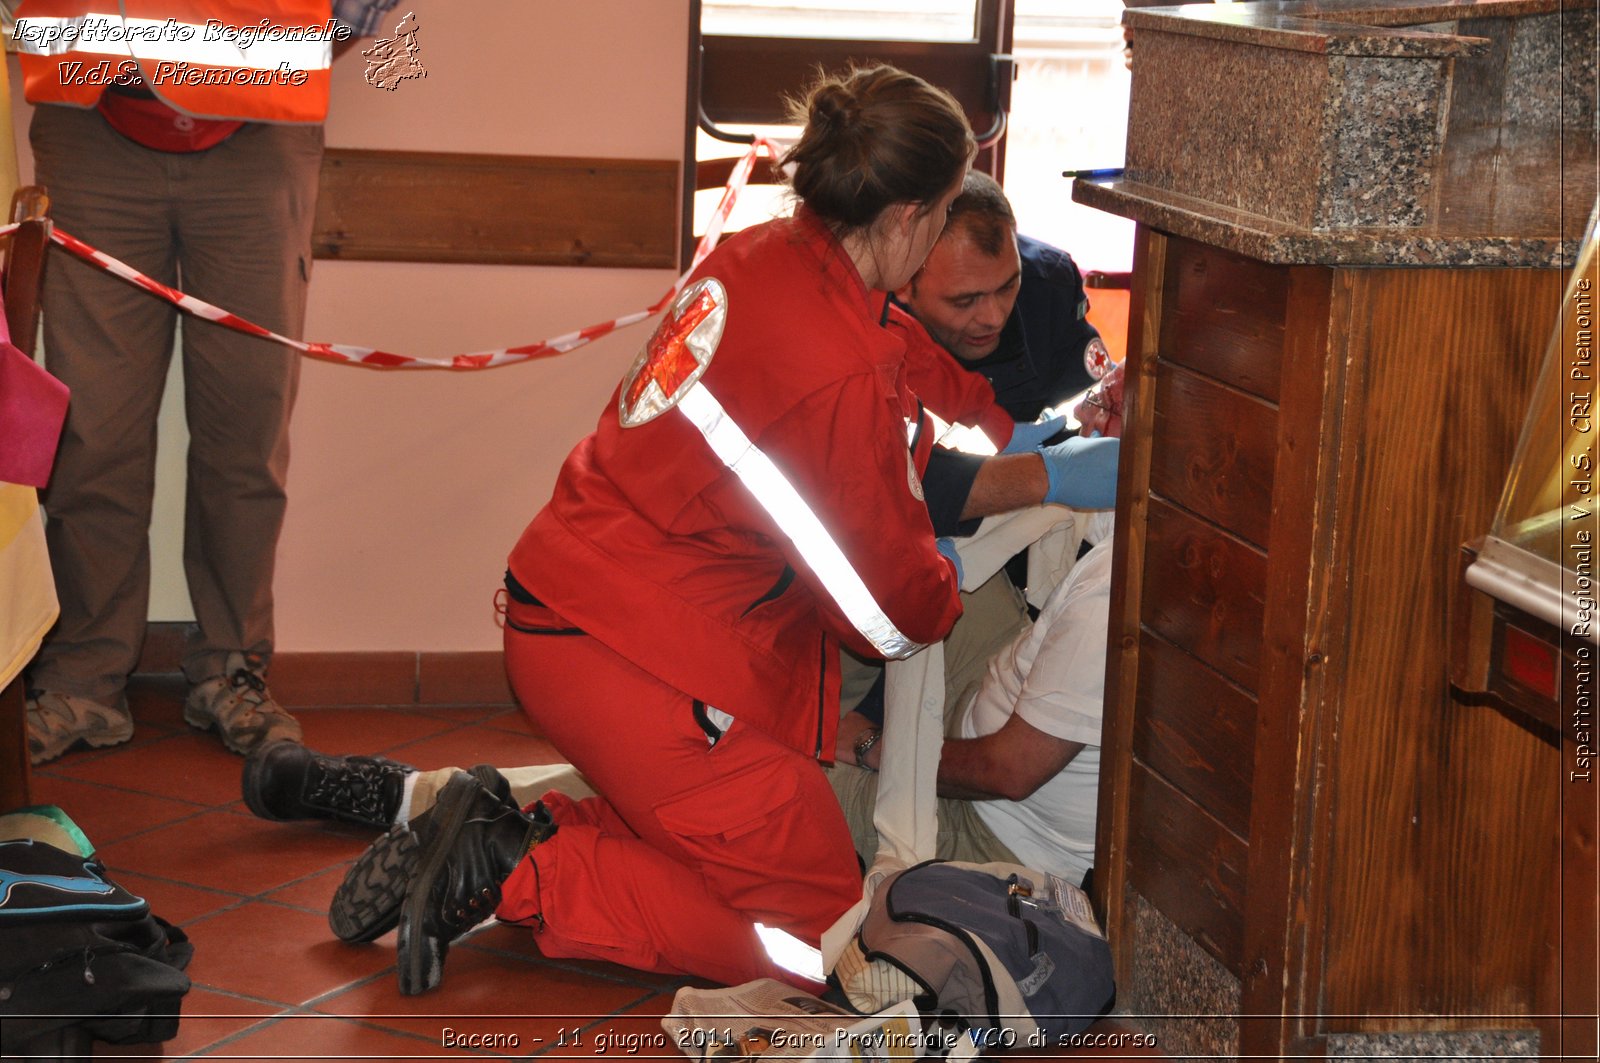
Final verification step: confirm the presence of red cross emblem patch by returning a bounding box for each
[618,278,727,427]
[1083,335,1112,381]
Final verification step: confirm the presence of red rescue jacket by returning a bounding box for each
[510,211,963,759]
[890,305,1017,450]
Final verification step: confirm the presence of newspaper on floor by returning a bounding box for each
[662,978,977,1062]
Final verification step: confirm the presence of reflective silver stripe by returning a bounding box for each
[12,15,332,70]
[676,384,925,660]
[754,922,825,983]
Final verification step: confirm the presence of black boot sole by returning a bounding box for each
[328,765,520,947]
[330,823,420,943]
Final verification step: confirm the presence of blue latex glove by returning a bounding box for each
[1041,436,1120,509]
[935,536,964,587]
[1000,414,1068,455]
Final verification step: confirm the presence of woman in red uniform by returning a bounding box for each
[335,65,975,995]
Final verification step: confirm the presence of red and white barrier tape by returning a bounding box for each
[9,137,784,371]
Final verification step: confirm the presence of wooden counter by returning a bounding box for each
[1074,0,1595,1058]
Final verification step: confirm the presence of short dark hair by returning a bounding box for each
[784,65,975,235]
[944,171,1016,257]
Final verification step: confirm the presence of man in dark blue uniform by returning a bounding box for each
[897,172,1111,423]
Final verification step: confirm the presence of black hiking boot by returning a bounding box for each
[242,742,412,828]
[327,765,527,948]
[394,771,556,995]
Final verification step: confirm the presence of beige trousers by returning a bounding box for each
[28,107,323,699]
[406,761,598,819]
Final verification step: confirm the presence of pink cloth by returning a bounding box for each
[0,307,68,488]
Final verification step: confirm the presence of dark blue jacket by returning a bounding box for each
[961,235,1103,423]
[913,235,1104,536]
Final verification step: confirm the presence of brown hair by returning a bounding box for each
[784,65,975,235]
[944,170,1016,257]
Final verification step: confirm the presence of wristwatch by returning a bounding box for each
[852,726,883,771]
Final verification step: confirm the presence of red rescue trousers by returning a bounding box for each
[496,596,862,985]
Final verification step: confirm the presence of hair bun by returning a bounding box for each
[782,65,973,234]
[810,84,862,132]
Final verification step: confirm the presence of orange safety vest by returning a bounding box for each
[12,1,334,123]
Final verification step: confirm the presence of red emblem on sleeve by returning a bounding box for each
[618,278,727,427]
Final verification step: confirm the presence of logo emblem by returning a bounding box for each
[619,278,727,427]
[1083,336,1112,380]
[364,11,427,91]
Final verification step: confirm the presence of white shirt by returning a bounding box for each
[956,535,1113,884]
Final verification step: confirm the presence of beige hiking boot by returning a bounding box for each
[26,690,135,764]
[184,652,303,755]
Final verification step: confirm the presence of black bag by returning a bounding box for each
[837,860,1115,1044]
[0,838,194,1055]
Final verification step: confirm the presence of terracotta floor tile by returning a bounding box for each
[461,922,684,991]
[479,707,539,736]
[90,987,282,1059]
[415,702,527,725]
[417,652,515,708]
[292,706,458,757]
[385,723,565,773]
[19,700,1169,1062]
[50,731,252,806]
[182,902,398,1006]
[270,651,418,709]
[262,863,361,915]
[96,809,369,896]
[106,868,244,926]
[317,943,655,1048]
[26,774,208,847]
[200,1013,439,1060]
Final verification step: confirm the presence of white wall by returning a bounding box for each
[11,0,691,651]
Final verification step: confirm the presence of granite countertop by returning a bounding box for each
[1121,3,1491,56]
[1263,0,1587,25]
[1072,175,1578,267]
[1123,0,1589,42]
[1077,0,1595,266]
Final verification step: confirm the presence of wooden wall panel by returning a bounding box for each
[1095,227,1170,986]
[312,149,679,268]
[1319,267,1565,1028]
[1141,497,1269,692]
[1127,762,1250,975]
[1237,263,1339,1058]
[1150,365,1279,549]
[1133,631,1258,838]
[1161,237,1287,402]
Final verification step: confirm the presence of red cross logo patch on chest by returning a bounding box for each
[618,278,728,427]
[1083,335,1113,381]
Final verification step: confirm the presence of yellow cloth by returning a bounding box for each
[0,483,57,689]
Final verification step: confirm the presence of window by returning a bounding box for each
[689,0,1134,278]
[1007,0,1134,271]
[704,0,981,42]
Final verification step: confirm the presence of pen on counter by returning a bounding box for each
[1063,167,1125,179]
